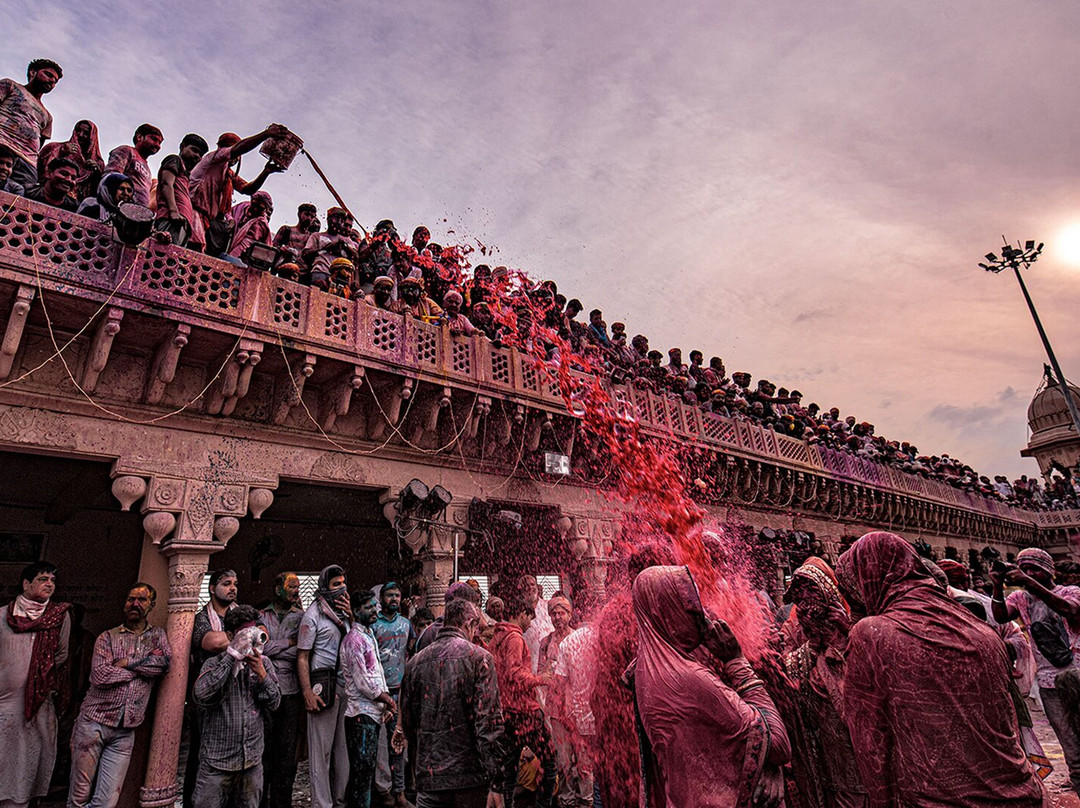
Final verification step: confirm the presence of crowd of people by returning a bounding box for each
[8,531,1080,808]
[3,56,1079,517]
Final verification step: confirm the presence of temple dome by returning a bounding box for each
[1028,366,1080,435]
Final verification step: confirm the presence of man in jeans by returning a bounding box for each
[993,546,1080,791]
[372,582,415,807]
[192,604,280,808]
[398,599,506,808]
[299,566,352,808]
[67,583,170,808]
[341,590,396,808]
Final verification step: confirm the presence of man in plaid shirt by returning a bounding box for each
[67,583,171,808]
[193,604,281,808]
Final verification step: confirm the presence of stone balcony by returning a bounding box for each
[1,189,1078,546]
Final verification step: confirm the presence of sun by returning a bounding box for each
[1054,222,1080,266]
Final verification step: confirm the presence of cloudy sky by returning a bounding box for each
[7,1,1080,478]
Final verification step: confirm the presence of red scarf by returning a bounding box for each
[7,600,70,720]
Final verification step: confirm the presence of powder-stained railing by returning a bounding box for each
[1,190,1077,532]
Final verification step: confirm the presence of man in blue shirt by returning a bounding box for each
[371,582,415,807]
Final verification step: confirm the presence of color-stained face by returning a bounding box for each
[212,574,238,604]
[355,596,379,626]
[23,570,56,602]
[328,213,350,235]
[136,132,163,157]
[549,603,571,631]
[298,209,317,229]
[125,586,154,621]
[519,575,539,608]
[381,586,401,614]
[29,67,60,93]
[75,122,92,149]
[0,155,13,183]
[180,143,207,170]
[277,574,300,605]
[115,181,134,204]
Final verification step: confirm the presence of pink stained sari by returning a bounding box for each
[632,566,771,808]
[836,532,1048,808]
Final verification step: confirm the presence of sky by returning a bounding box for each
[6,0,1080,480]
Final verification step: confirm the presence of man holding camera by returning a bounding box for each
[192,604,280,808]
[992,547,1080,791]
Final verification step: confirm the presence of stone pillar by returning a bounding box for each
[130,477,275,808]
[565,514,616,601]
[139,549,208,808]
[420,504,469,615]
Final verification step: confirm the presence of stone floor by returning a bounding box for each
[37,704,1080,807]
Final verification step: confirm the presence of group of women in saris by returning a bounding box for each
[625,531,1052,807]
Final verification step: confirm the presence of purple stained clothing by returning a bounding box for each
[104,145,152,206]
[0,79,52,164]
[340,624,388,722]
[189,145,234,220]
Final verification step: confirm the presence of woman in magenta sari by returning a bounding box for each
[836,532,1048,807]
[633,565,789,807]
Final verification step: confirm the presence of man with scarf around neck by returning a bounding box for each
[0,561,71,808]
[68,583,171,808]
[259,573,304,808]
[193,604,280,808]
[993,546,1080,793]
[299,565,353,808]
[183,569,239,808]
[371,582,415,808]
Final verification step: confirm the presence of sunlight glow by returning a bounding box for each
[1053,222,1080,267]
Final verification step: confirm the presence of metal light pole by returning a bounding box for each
[980,238,1080,438]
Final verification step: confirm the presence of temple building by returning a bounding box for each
[1,190,1079,806]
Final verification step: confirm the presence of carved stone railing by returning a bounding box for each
[0,190,1073,539]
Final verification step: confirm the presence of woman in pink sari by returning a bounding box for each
[633,565,789,807]
[836,532,1048,807]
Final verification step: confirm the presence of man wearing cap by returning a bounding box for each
[357,219,406,295]
[303,209,360,290]
[365,276,403,313]
[993,547,1080,791]
[189,125,287,234]
[398,270,444,322]
[442,290,475,336]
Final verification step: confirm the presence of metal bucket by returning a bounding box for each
[260,130,304,170]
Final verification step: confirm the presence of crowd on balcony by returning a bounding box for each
[2,57,1078,515]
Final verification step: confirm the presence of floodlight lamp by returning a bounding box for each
[985,253,997,262]
[419,485,453,519]
[242,242,281,272]
[398,479,429,515]
[493,510,523,532]
[1025,240,1035,251]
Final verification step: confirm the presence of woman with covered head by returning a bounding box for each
[782,558,866,808]
[836,531,1048,807]
[37,119,102,201]
[75,172,133,222]
[632,565,788,808]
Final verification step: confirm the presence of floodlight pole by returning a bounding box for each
[981,238,1080,439]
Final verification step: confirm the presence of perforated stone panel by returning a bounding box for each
[521,362,540,392]
[491,350,511,384]
[776,434,810,465]
[324,299,349,342]
[415,327,438,365]
[0,207,114,272]
[451,340,472,375]
[702,415,737,445]
[372,313,399,354]
[138,247,240,311]
[273,284,303,328]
